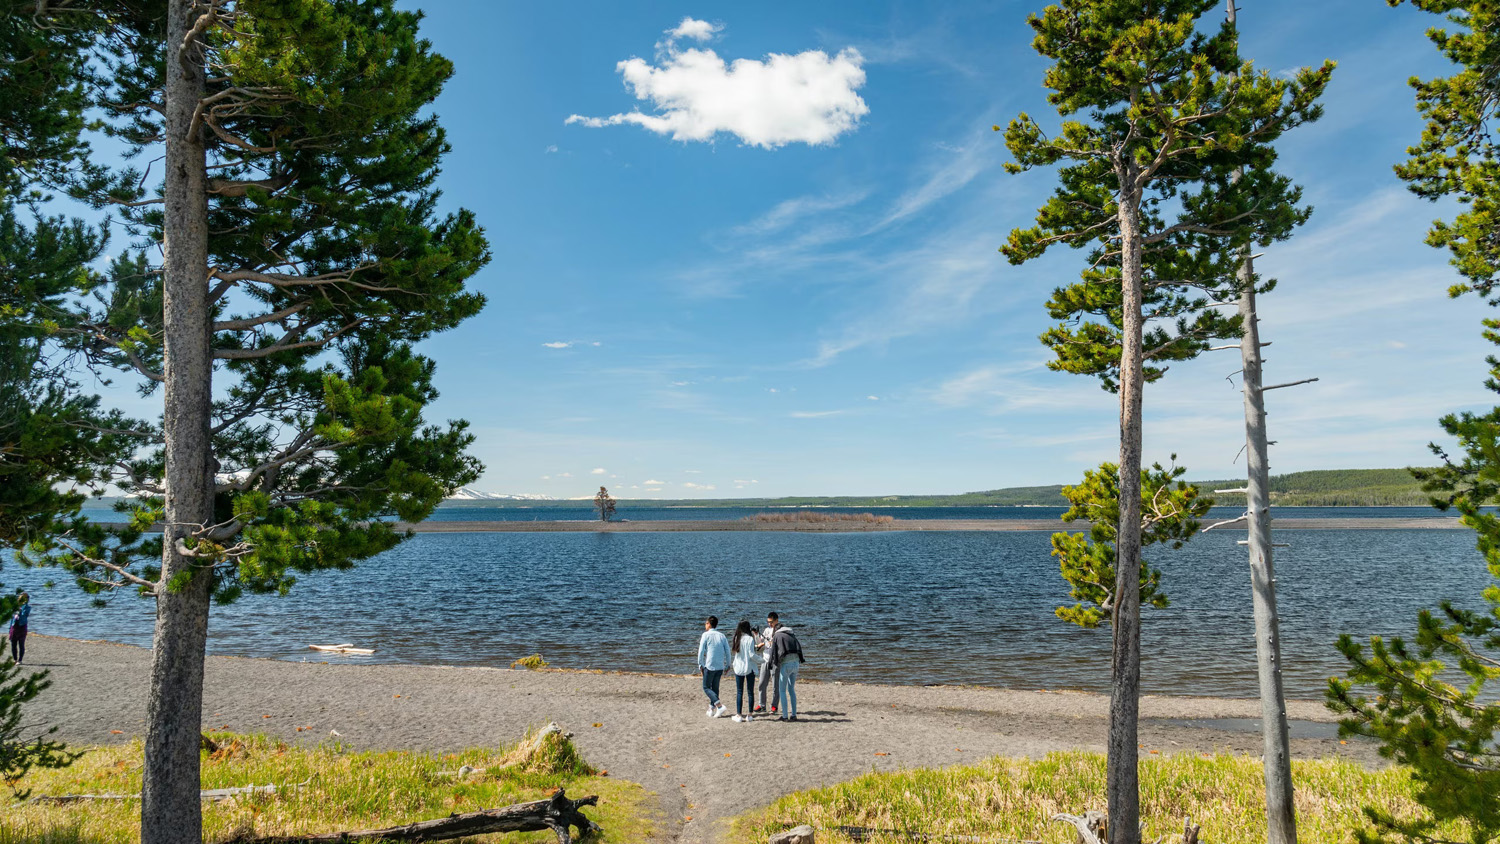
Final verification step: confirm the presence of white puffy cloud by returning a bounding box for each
[666,17,720,43]
[542,341,572,349]
[867,395,880,401]
[642,479,665,485]
[591,467,607,475]
[566,21,868,149]
[683,481,717,490]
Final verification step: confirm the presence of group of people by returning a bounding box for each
[8,591,29,665]
[695,612,805,722]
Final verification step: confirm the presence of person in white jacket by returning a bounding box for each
[729,620,760,722]
[697,615,731,717]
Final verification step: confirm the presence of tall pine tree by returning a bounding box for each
[999,3,1330,839]
[1329,3,1500,842]
[13,3,490,841]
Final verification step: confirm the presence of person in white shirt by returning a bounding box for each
[729,620,760,722]
[696,615,731,718]
[754,612,779,714]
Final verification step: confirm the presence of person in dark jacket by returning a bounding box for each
[8,591,30,664]
[770,621,805,721]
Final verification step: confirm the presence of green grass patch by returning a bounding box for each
[731,752,1455,844]
[1,730,655,844]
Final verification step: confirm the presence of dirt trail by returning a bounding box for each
[23,636,1375,844]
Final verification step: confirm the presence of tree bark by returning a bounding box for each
[1237,246,1298,844]
[143,3,214,844]
[1227,5,1298,843]
[227,789,602,844]
[1109,178,1145,844]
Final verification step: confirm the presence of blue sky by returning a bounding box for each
[374,0,1480,499]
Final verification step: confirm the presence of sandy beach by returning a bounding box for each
[22,635,1376,843]
[396,516,1463,532]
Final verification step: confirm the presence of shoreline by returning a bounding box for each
[394,516,1464,532]
[26,635,1375,843]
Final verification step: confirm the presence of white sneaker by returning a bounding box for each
[706,706,715,717]
[714,704,727,718]
[745,714,754,722]
[731,714,743,722]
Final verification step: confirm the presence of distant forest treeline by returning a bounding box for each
[431,467,1439,508]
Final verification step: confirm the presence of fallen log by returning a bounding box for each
[225,788,601,844]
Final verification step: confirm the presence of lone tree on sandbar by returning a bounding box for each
[595,486,616,522]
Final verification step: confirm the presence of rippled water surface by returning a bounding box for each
[10,522,1489,699]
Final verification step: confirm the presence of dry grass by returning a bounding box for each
[1,731,655,844]
[731,752,1454,844]
[743,511,896,525]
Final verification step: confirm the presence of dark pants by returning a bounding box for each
[701,668,723,707]
[9,626,25,663]
[735,672,755,714]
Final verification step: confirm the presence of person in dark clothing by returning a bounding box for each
[8,591,30,664]
[770,621,805,721]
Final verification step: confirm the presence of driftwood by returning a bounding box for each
[28,781,309,805]
[1051,813,1203,844]
[225,789,601,844]
[1053,811,1108,844]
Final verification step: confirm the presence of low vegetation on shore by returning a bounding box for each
[731,751,1454,844]
[743,512,897,524]
[1,731,653,844]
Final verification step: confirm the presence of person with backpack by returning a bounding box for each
[696,615,731,718]
[8,591,30,665]
[770,619,805,721]
[729,620,760,722]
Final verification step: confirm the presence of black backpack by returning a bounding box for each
[781,629,806,663]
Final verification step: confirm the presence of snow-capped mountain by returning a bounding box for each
[446,487,556,502]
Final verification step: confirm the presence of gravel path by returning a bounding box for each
[22,636,1377,844]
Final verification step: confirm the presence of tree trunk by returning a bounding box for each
[142,3,213,844]
[1227,5,1298,843]
[1109,180,1146,844]
[1237,251,1298,844]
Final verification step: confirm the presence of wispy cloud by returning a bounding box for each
[790,409,845,418]
[590,467,607,475]
[732,191,870,237]
[542,341,573,349]
[871,134,997,231]
[683,481,717,490]
[567,20,868,148]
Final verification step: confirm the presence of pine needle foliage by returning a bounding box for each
[999,0,1333,390]
[1329,5,1500,844]
[18,0,490,601]
[1053,460,1212,629]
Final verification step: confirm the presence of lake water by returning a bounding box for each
[9,513,1490,699]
